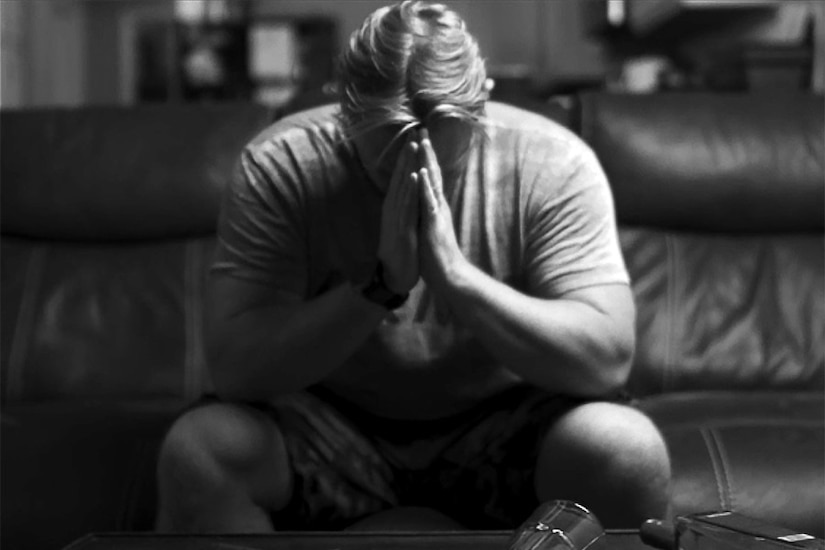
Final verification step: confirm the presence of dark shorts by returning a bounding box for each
[216,385,594,531]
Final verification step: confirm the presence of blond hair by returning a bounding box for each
[337,1,488,139]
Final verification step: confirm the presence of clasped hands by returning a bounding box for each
[377,128,466,295]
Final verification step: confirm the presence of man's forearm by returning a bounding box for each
[435,260,634,397]
[208,282,388,400]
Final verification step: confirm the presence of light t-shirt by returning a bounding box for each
[212,102,629,419]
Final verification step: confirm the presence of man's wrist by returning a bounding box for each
[430,253,474,294]
[379,265,407,296]
[359,262,409,310]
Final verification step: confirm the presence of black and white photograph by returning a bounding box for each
[1,1,823,549]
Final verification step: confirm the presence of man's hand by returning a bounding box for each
[416,129,467,287]
[377,134,421,294]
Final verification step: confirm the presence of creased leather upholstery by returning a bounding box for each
[1,104,275,240]
[1,104,276,550]
[580,93,824,232]
[1,401,181,550]
[582,92,824,537]
[641,392,825,536]
[620,228,824,396]
[0,236,216,402]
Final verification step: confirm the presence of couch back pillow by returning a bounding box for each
[1,104,273,404]
[579,93,824,395]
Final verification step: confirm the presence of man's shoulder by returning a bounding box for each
[484,101,583,148]
[483,101,596,172]
[245,103,344,155]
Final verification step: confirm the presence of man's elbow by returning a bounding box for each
[206,341,264,401]
[592,329,635,396]
[207,344,242,399]
[207,338,304,401]
[566,327,634,398]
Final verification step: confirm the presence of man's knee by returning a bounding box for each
[536,401,671,506]
[157,401,293,510]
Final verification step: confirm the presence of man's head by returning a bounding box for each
[338,1,489,189]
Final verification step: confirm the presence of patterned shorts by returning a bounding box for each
[239,385,592,530]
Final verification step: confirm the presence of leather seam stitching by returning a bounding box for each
[700,426,730,510]
[663,418,824,430]
[664,234,677,392]
[184,241,196,400]
[708,427,737,511]
[6,246,46,401]
[192,239,207,396]
[116,441,147,529]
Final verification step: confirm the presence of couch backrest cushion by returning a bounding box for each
[1,104,274,241]
[620,228,824,395]
[577,93,824,395]
[1,236,217,403]
[580,93,824,232]
[1,104,275,404]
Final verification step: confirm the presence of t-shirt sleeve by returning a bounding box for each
[211,146,307,296]
[523,143,629,297]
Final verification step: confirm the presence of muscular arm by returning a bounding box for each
[416,129,634,398]
[208,132,421,401]
[434,264,635,397]
[207,274,387,401]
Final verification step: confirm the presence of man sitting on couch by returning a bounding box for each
[155,0,671,531]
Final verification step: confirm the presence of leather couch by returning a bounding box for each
[2,93,822,550]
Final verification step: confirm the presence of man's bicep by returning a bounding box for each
[556,282,637,361]
[204,271,303,393]
[207,271,302,325]
[560,283,635,331]
[212,147,308,294]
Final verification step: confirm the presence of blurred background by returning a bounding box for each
[1,0,823,110]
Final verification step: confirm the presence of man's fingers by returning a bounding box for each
[394,141,419,212]
[418,129,444,200]
[387,134,414,197]
[419,168,438,216]
[398,170,419,229]
[384,144,414,227]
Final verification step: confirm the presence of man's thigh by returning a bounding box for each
[179,390,401,530]
[264,390,401,529]
[416,387,590,529]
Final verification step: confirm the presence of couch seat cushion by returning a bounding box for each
[638,391,824,538]
[1,400,186,550]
